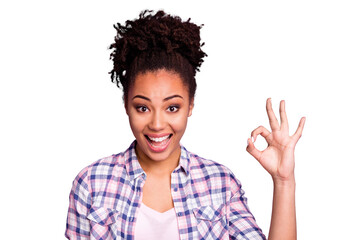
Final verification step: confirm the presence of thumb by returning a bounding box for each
[246,138,262,162]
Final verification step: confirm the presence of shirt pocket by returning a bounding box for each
[87,206,118,240]
[192,204,229,240]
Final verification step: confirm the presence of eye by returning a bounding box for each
[136,106,149,113]
[167,105,179,113]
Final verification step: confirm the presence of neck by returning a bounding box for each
[135,144,181,176]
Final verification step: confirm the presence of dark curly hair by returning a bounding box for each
[108,10,207,102]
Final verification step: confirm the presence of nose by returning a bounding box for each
[148,110,166,131]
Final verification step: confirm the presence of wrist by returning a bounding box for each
[272,175,296,189]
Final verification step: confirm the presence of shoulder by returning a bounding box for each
[185,148,236,179]
[182,146,245,201]
[89,152,125,176]
[72,150,127,187]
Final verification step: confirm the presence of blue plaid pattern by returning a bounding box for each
[65,141,266,239]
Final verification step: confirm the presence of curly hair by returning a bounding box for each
[108,10,207,102]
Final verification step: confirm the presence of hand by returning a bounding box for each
[246,98,306,183]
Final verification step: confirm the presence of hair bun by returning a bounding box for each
[109,10,207,102]
[109,10,206,81]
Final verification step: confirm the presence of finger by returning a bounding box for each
[292,117,306,143]
[279,100,289,131]
[251,126,272,143]
[266,98,280,131]
[246,138,262,161]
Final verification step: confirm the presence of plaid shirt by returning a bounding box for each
[65,141,266,239]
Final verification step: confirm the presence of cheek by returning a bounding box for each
[128,113,147,135]
[170,113,189,133]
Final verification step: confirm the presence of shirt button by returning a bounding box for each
[177,212,182,217]
[174,188,178,192]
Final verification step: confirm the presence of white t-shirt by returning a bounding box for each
[134,203,180,240]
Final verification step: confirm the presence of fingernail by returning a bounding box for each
[251,136,255,142]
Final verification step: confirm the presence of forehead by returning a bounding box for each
[130,70,189,98]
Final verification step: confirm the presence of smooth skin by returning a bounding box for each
[247,98,306,240]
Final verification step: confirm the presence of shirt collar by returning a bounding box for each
[179,144,191,175]
[124,140,191,181]
[124,140,145,181]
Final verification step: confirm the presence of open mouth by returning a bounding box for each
[145,134,173,152]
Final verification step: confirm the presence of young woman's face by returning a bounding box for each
[126,69,194,163]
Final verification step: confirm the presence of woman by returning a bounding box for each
[65,10,305,240]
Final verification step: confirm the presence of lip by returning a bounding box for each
[145,133,172,138]
[145,134,172,153]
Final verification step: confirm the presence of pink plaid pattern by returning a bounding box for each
[65,141,266,239]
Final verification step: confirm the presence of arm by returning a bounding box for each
[65,167,91,239]
[246,98,305,240]
[269,176,296,239]
[228,173,267,239]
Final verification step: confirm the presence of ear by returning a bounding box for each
[124,101,129,116]
[188,99,194,117]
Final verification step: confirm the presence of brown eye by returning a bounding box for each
[167,105,179,112]
[136,106,149,112]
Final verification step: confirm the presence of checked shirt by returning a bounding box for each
[65,141,266,239]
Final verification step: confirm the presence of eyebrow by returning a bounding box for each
[164,94,183,101]
[132,94,183,102]
[132,95,151,101]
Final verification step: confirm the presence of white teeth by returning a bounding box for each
[148,135,170,142]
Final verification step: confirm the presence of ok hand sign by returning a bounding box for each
[246,98,306,182]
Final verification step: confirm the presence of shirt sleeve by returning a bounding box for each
[228,172,267,240]
[65,167,91,239]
